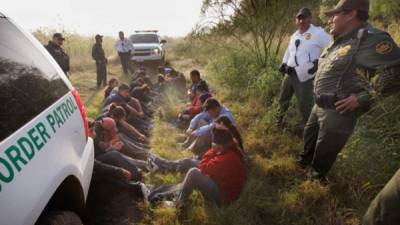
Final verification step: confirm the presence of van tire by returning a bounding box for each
[37,211,83,225]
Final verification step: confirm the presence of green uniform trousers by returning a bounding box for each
[363,169,400,225]
[96,63,107,88]
[278,73,314,124]
[301,105,359,176]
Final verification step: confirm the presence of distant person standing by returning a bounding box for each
[115,31,134,75]
[277,7,331,126]
[92,34,108,89]
[45,33,70,78]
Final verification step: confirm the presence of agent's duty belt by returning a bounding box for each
[315,93,348,109]
[286,66,296,75]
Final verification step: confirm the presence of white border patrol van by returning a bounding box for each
[0,12,94,225]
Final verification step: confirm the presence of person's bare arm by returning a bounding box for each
[119,119,146,141]
[128,97,144,118]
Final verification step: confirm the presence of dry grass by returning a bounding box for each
[70,64,127,118]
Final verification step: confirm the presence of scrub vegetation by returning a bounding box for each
[137,1,400,225]
[31,0,400,224]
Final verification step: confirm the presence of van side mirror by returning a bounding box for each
[160,40,167,44]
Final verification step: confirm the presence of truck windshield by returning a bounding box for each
[130,34,159,44]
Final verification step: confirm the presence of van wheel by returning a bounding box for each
[37,211,83,225]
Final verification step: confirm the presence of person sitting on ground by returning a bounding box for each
[154,74,166,93]
[148,127,245,207]
[130,84,151,103]
[165,69,186,94]
[184,98,235,156]
[104,78,119,99]
[130,76,145,90]
[108,104,148,142]
[179,81,211,122]
[88,119,150,195]
[107,105,150,160]
[149,115,244,174]
[188,70,208,101]
[104,84,147,121]
[132,68,153,88]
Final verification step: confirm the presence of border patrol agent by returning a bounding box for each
[299,0,400,182]
[115,31,134,75]
[92,34,108,89]
[45,33,70,77]
[277,7,331,126]
[363,169,400,225]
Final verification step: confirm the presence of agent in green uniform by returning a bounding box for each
[92,34,108,89]
[45,33,70,77]
[363,169,400,225]
[298,0,400,182]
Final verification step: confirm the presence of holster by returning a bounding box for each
[315,93,338,109]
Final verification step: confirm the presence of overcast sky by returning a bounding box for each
[2,0,203,37]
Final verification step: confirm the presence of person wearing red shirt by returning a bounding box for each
[177,83,212,130]
[176,127,245,205]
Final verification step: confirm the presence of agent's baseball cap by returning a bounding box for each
[325,0,369,16]
[95,34,103,40]
[296,7,312,18]
[53,33,65,40]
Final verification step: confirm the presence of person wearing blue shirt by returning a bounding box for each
[185,98,235,156]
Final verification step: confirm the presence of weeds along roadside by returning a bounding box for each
[27,24,400,224]
[142,28,400,224]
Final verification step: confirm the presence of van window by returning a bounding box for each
[0,18,69,142]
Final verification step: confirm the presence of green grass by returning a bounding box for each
[70,63,128,118]
[73,22,400,223]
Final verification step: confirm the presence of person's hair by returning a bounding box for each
[203,98,221,111]
[118,84,130,92]
[215,116,243,150]
[108,78,118,86]
[119,31,124,34]
[343,9,369,22]
[200,93,212,104]
[190,70,201,78]
[109,104,126,120]
[196,81,209,93]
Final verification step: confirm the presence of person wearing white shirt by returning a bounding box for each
[277,7,331,126]
[115,31,134,75]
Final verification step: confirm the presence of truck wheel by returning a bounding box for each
[37,211,83,225]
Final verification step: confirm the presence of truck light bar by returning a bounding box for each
[134,30,158,33]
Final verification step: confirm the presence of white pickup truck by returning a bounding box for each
[0,12,94,225]
[129,30,166,64]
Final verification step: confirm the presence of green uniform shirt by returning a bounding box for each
[45,41,70,73]
[314,23,400,107]
[92,43,107,64]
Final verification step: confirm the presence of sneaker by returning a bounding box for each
[162,200,176,208]
[148,157,160,173]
